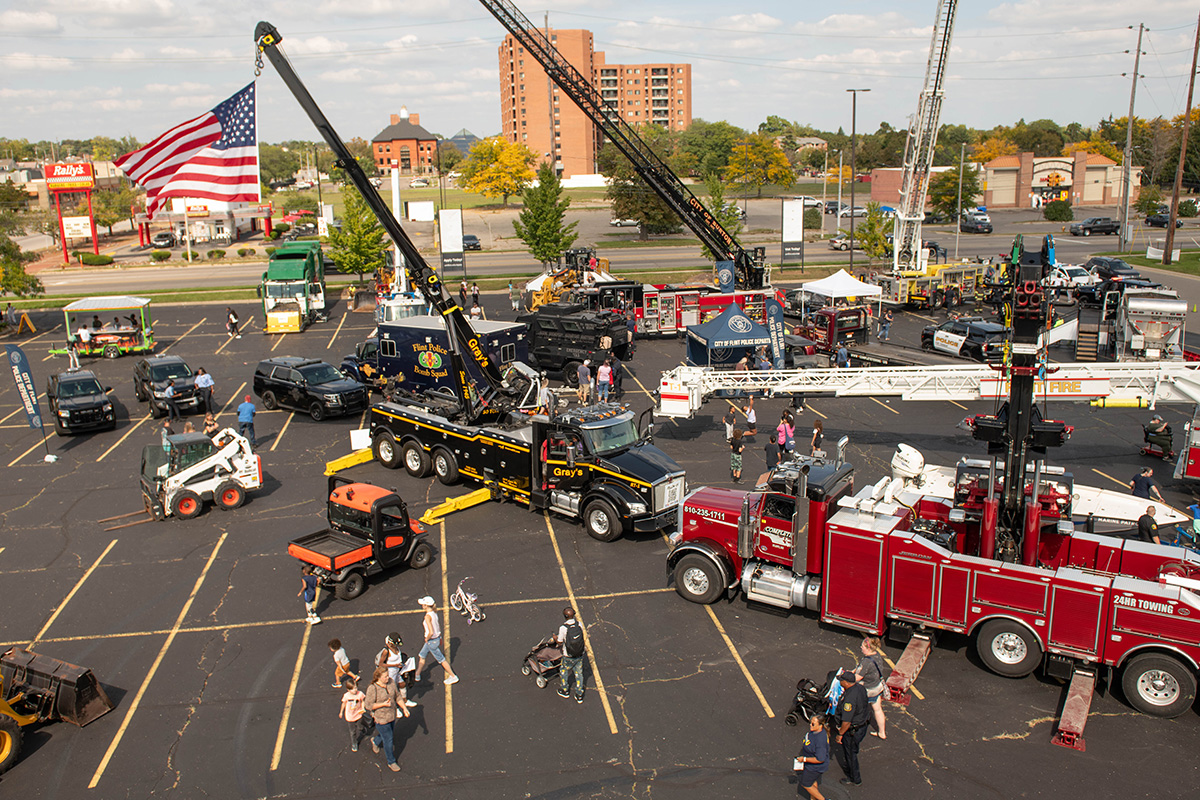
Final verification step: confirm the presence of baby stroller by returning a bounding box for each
[784,669,840,726]
[521,635,562,689]
[1141,423,1175,461]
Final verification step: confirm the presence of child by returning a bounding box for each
[730,428,745,484]
[329,638,356,688]
[298,565,320,624]
[338,676,369,753]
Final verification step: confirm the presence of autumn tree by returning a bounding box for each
[973,135,1018,163]
[927,165,982,220]
[512,163,578,265]
[1062,136,1122,163]
[459,137,537,207]
[325,188,386,284]
[724,133,795,197]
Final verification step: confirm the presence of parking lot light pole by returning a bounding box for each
[835,151,844,232]
[846,88,870,272]
[955,142,965,259]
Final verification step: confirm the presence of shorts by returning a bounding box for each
[730,453,742,470]
[419,638,446,663]
[798,768,824,788]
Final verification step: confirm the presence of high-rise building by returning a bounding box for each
[498,29,692,179]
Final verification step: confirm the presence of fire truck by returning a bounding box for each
[668,236,1200,748]
[566,281,785,337]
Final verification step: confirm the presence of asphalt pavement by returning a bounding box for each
[1,291,1199,799]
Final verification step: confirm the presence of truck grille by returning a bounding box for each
[654,476,686,512]
[342,389,370,413]
[72,408,105,423]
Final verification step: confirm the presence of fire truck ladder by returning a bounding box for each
[893,0,959,275]
[655,362,1200,418]
[476,0,766,290]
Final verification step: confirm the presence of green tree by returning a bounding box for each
[724,133,795,197]
[927,165,982,220]
[512,163,578,265]
[437,141,464,173]
[699,172,743,262]
[260,143,301,185]
[459,137,537,207]
[933,124,974,166]
[597,126,682,240]
[1043,199,1073,222]
[325,188,386,284]
[677,119,744,176]
[1134,184,1163,216]
[91,185,142,235]
[280,192,318,215]
[328,139,374,184]
[855,123,907,172]
[847,202,890,263]
[0,211,44,297]
[1010,119,1065,156]
[0,179,28,211]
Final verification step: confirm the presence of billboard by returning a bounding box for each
[781,199,805,262]
[45,162,95,191]
[62,216,94,239]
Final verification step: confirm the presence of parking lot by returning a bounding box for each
[3,291,1200,799]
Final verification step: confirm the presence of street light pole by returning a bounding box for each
[1119,23,1145,253]
[836,151,844,228]
[846,88,869,272]
[955,142,965,259]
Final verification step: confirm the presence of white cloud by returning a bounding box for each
[383,35,420,50]
[170,94,220,109]
[1,53,74,71]
[718,79,742,88]
[0,10,61,33]
[287,36,350,55]
[146,82,213,93]
[110,48,143,62]
[987,0,1196,25]
[321,67,385,83]
[96,98,144,111]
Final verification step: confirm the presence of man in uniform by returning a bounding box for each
[832,667,870,787]
[1137,506,1160,545]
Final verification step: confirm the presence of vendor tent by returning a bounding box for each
[686,303,771,367]
[798,268,882,317]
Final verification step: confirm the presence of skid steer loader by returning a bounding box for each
[141,427,263,520]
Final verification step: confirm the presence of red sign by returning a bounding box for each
[186,205,209,217]
[45,162,95,191]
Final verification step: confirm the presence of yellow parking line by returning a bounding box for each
[1092,468,1127,488]
[88,532,228,789]
[271,335,285,352]
[869,397,900,415]
[269,411,295,452]
[543,514,619,734]
[0,391,46,424]
[948,400,967,410]
[8,433,50,467]
[31,538,118,645]
[159,318,206,354]
[219,381,248,415]
[327,312,347,350]
[704,605,775,717]
[439,521,454,754]
[97,414,151,462]
[269,619,314,771]
[23,323,61,344]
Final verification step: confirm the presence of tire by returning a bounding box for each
[150,400,166,419]
[784,712,799,726]
[672,554,724,604]
[450,593,463,611]
[562,361,581,387]
[921,339,933,352]
[0,715,23,776]
[261,390,278,410]
[582,498,622,542]
[334,571,366,601]
[535,675,548,689]
[402,441,431,478]
[214,481,245,510]
[975,619,1042,678]
[408,542,434,570]
[1083,229,1091,237]
[521,663,532,676]
[54,416,68,436]
[135,380,147,401]
[373,433,402,469]
[432,448,459,485]
[309,401,326,422]
[171,489,203,520]
[103,345,120,359]
[1121,653,1197,718]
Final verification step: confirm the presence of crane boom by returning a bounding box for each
[254,22,509,424]
[893,0,959,274]
[477,0,766,290]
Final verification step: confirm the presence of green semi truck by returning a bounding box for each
[260,241,327,333]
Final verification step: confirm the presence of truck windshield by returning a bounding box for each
[151,363,193,381]
[329,503,372,537]
[580,414,639,454]
[265,282,302,299]
[59,378,104,398]
[299,363,345,386]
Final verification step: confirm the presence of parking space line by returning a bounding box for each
[807,404,826,420]
[868,397,899,415]
[948,400,967,410]
[31,538,118,646]
[88,532,228,789]
[1092,468,1127,488]
[23,324,61,344]
[219,381,247,415]
[269,411,295,452]
[703,606,775,718]
[439,521,454,754]
[270,335,285,352]
[269,617,314,771]
[97,414,151,462]
[159,318,206,354]
[542,514,619,735]
[0,392,46,424]
[8,433,50,467]
[326,313,347,350]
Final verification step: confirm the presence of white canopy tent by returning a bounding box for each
[798,269,882,317]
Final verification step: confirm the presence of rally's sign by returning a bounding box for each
[45,162,95,191]
[62,216,94,239]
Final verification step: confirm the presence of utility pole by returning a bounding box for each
[1164,11,1200,265]
[836,151,844,226]
[954,142,965,259]
[1119,23,1145,253]
[847,88,870,272]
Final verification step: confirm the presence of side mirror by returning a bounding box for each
[566,445,576,469]
[255,287,262,298]
[104,386,113,393]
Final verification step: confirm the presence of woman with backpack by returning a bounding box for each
[853,636,887,740]
[554,607,586,703]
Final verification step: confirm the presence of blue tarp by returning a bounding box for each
[685,303,772,367]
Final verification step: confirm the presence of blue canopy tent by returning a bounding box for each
[685,303,772,367]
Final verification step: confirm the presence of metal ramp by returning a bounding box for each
[1051,668,1097,751]
[884,632,933,706]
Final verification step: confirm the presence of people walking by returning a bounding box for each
[1130,467,1166,503]
[163,379,181,422]
[459,279,468,307]
[765,432,780,470]
[509,281,521,311]
[554,607,586,703]
[854,636,888,740]
[723,406,736,443]
[596,359,612,402]
[879,308,893,342]
[378,633,417,708]
[415,596,459,686]
[470,282,480,307]
[742,396,757,436]
[836,342,850,369]
[365,666,407,772]
[195,367,216,413]
[610,356,624,399]
[226,307,241,339]
[730,428,745,483]
[338,675,370,753]
[811,419,824,457]
[777,412,796,455]
[576,360,592,404]
[795,712,830,800]
[237,395,257,448]
[329,638,357,688]
[832,668,870,787]
[1137,506,1161,544]
[203,412,220,437]
[298,565,321,624]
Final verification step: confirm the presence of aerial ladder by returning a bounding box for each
[476,0,767,291]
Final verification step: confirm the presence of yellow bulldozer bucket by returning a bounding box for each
[1,648,114,727]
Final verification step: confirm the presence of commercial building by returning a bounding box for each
[371,107,439,175]
[498,28,692,178]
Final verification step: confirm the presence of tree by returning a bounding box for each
[0,180,28,211]
[260,143,301,185]
[437,141,463,173]
[0,211,44,297]
[459,137,537,207]
[597,124,682,239]
[512,163,578,265]
[973,135,1018,163]
[855,122,907,172]
[847,202,890,264]
[1009,119,1065,156]
[280,192,318,215]
[1062,136,1121,163]
[329,139,375,183]
[699,173,742,262]
[927,165,982,220]
[1134,185,1163,216]
[724,133,795,197]
[91,185,142,235]
[677,120,744,176]
[324,188,386,284]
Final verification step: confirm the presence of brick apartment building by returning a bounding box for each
[498,28,692,178]
[372,107,438,175]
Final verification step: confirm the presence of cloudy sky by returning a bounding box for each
[1,0,1198,149]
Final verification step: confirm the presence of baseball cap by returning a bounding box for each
[386,632,403,647]
[418,596,435,606]
[836,667,856,683]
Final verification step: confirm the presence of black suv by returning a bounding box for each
[959,216,993,234]
[921,318,1008,361]
[1068,217,1119,236]
[1146,212,1183,229]
[253,357,369,420]
[134,356,201,418]
[1084,256,1140,282]
[47,370,115,435]
[462,234,481,251]
[151,231,176,248]
[1075,276,1162,307]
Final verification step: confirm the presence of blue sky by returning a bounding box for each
[1,0,1198,148]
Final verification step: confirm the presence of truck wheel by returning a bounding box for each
[672,554,723,604]
[171,489,203,520]
[53,416,68,436]
[214,481,245,510]
[975,619,1041,678]
[408,542,434,569]
[309,401,326,422]
[402,441,431,478]
[582,499,622,542]
[150,399,166,419]
[562,361,581,387]
[1083,228,1091,237]
[103,345,120,359]
[335,571,366,601]
[0,715,23,776]
[1121,653,1197,718]
[134,380,147,401]
[261,390,278,410]
[432,448,460,485]
[373,433,402,469]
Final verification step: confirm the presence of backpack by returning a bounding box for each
[563,621,584,658]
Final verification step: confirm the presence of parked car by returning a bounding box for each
[883,233,945,260]
[824,200,845,215]
[609,218,639,227]
[134,355,203,418]
[791,195,822,208]
[47,370,115,435]
[828,234,865,251]
[1068,217,1120,236]
[1047,264,1097,288]
[923,211,952,225]
[462,234,481,251]
[151,232,176,248]
[1075,277,1162,307]
[409,178,430,188]
[723,203,747,221]
[1146,213,1184,229]
[1084,256,1140,282]
[921,318,1009,361]
[837,206,867,218]
[959,216,993,234]
[253,357,369,421]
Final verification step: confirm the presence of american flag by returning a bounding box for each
[115,83,260,218]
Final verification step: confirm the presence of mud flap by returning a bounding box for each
[0,649,115,726]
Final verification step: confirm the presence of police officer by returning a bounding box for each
[832,667,870,787]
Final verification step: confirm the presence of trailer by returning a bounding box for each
[48,296,155,360]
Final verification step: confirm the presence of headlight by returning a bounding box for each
[102,402,112,410]
[668,532,682,548]
[627,501,647,515]
[152,390,166,398]
[59,410,71,418]
[324,393,344,403]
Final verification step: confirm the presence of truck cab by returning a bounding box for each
[798,306,870,351]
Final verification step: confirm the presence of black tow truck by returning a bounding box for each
[256,21,687,543]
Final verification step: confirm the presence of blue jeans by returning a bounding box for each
[371,719,396,765]
[879,323,890,340]
[239,421,256,446]
[560,655,585,697]
[597,382,610,402]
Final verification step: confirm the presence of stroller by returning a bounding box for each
[1141,423,1176,461]
[520,635,562,689]
[784,669,840,726]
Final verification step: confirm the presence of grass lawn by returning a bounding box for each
[1090,250,1200,276]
